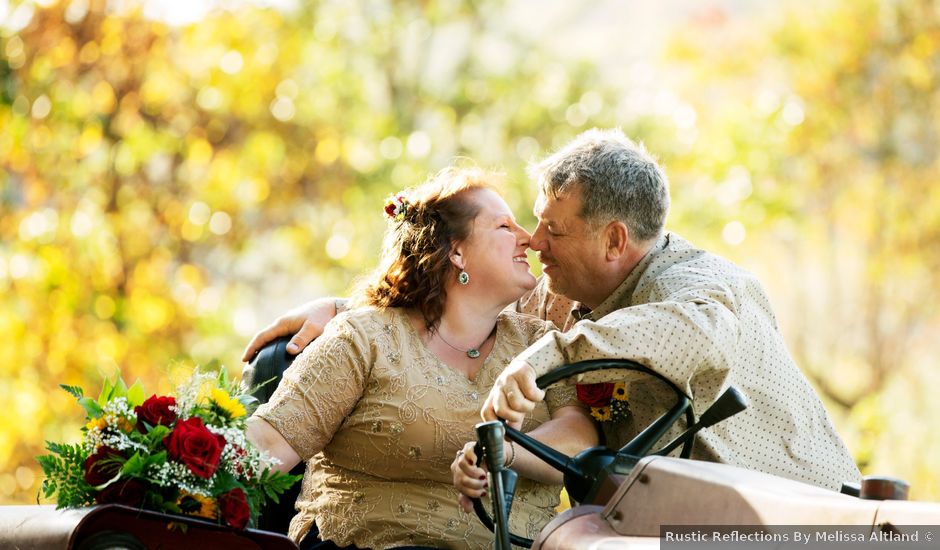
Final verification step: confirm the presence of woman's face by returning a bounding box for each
[456,188,536,305]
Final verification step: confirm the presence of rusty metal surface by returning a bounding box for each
[531,457,940,549]
[533,506,657,550]
[601,457,884,536]
[861,476,910,501]
[0,504,298,550]
[0,505,87,550]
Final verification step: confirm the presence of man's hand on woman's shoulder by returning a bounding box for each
[241,297,342,362]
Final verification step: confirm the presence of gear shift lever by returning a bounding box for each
[476,421,512,550]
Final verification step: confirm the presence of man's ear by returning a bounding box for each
[605,221,630,260]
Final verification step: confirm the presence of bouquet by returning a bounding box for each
[38,368,301,529]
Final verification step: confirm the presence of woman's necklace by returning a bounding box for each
[436,326,495,359]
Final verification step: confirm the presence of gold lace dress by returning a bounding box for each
[254,306,580,549]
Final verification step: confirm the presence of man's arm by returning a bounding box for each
[241,282,544,363]
[240,297,346,361]
[483,285,740,422]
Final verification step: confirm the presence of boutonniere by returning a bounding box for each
[576,381,629,422]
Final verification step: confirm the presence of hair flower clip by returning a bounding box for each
[383,193,409,221]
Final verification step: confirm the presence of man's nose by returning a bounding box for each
[530,224,547,252]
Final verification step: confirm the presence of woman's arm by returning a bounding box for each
[249,315,369,466]
[246,416,302,473]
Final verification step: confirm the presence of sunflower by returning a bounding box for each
[177,491,218,520]
[210,387,247,419]
[590,406,612,422]
[612,382,628,401]
[85,417,108,432]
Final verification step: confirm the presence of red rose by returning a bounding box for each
[84,446,125,487]
[217,488,250,529]
[576,383,615,408]
[163,417,226,478]
[95,478,147,507]
[134,394,177,432]
[384,203,397,217]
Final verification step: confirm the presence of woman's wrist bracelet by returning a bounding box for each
[505,439,517,469]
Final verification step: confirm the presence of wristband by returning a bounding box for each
[505,439,517,469]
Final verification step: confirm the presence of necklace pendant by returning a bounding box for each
[466,349,481,359]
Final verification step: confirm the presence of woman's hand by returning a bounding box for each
[451,441,488,513]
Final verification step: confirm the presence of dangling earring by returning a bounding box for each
[458,270,470,285]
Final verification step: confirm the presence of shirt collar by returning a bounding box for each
[571,233,670,321]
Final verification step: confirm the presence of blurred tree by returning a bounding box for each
[0,0,613,504]
[661,0,940,495]
[3,0,938,507]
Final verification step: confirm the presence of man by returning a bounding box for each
[243,129,860,491]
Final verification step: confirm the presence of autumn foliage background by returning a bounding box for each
[2,0,940,505]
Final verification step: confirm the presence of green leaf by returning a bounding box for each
[126,380,146,408]
[36,443,94,508]
[115,377,129,397]
[44,442,88,462]
[212,470,239,493]
[145,450,167,468]
[237,393,259,415]
[60,385,84,399]
[146,425,171,447]
[257,468,303,503]
[215,364,228,387]
[78,397,104,419]
[122,452,146,477]
[98,377,130,405]
[97,378,113,406]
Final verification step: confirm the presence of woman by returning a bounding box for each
[247,167,597,549]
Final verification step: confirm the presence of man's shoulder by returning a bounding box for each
[516,275,548,314]
[657,233,751,278]
[497,309,555,341]
[516,275,577,327]
[498,308,552,328]
[634,233,764,301]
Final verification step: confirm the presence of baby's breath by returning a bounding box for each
[149,461,211,495]
[172,371,216,419]
[82,397,144,453]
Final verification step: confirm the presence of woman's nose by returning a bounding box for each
[517,226,532,245]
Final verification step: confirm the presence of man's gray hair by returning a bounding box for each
[530,128,670,243]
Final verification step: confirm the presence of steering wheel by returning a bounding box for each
[472,359,747,549]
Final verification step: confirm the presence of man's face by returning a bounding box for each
[530,188,609,305]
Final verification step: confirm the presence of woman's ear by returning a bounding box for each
[450,247,465,271]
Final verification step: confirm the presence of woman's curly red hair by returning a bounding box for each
[360,167,500,331]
